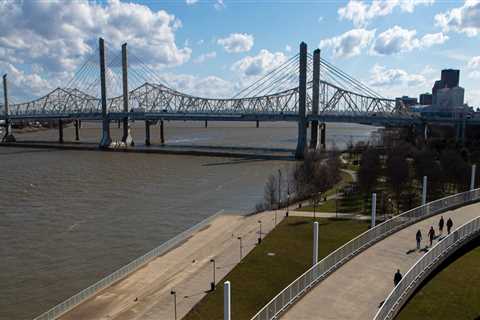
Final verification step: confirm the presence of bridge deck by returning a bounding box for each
[281,202,480,320]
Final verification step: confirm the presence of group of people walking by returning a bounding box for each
[415,216,454,250]
[395,216,455,287]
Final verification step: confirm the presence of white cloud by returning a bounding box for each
[338,0,434,27]
[217,33,254,53]
[161,73,234,98]
[467,56,480,79]
[0,0,191,101]
[193,51,216,63]
[186,0,198,5]
[214,0,225,10]
[435,0,480,37]
[318,16,324,23]
[320,29,375,58]
[231,49,287,77]
[372,26,448,55]
[369,65,426,87]
[285,45,292,52]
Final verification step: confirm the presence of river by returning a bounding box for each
[0,121,378,320]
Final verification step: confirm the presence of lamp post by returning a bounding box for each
[210,259,216,291]
[286,190,290,217]
[237,236,243,261]
[335,188,338,219]
[171,290,177,320]
[257,220,262,244]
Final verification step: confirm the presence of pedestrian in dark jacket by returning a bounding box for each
[394,269,402,286]
[447,217,453,234]
[416,229,422,250]
[428,226,435,246]
[439,216,445,235]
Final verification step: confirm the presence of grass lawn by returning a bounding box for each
[183,217,369,320]
[300,192,366,214]
[324,170,354,197]
[397,238,480,320]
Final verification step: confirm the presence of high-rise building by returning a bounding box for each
[441,69,460,88]
[419,93,432,105]
[431,69,464,109]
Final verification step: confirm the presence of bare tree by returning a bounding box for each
[264,174,278,210]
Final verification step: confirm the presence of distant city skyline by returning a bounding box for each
[0,0,479,106]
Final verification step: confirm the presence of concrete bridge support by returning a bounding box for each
[160,120,165,145]
[256,120,259,128]
[99,38,112,149]
[74,120,80,141]
[145,121,151,146]
[310,49,320,149]
[58,119,63,143]
[320,123,326,150]
[121,43,133,145]
[2,74,15,142]
[205,120,208,128]
[295,42,308,159]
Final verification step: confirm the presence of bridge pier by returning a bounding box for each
[145,121,151,146]
[310,49,320,149]
[121,43,133,146]
[160,120,165,144]
[256,120,259,128]
[99,38,112,149]
[205,120,208,128]
[295,42,308,159]
[320,123,326,150]
[2,74,15,143]
[74,120,80,141]
[58,119,64,143]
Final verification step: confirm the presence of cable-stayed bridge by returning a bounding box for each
[0,39,470,157]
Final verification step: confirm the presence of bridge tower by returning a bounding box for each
[295,42,308,159]
[99,38,112,148]
[2,74,15,142]
[310,49,320,149]
[121,43,134,146]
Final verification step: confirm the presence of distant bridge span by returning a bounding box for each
[0,40,471,156]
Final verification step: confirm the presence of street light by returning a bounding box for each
[335,188,338,219]
[210,259,216,292]
[286,190,290,217]
[237,236,243,261]
[171,290,177,320]
[258,220,262,244]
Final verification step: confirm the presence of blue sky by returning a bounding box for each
[1,0,479,106]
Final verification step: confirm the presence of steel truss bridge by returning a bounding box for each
[0,39,472,157]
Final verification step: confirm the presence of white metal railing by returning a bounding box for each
[250,189,480,320]
[33,210,225,320]
[374,216,480,320]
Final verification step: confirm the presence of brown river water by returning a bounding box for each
[0,121,378,320]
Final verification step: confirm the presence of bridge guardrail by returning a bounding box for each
[33,210,225,320]
[374,215,480,320]
[250,189,480,320]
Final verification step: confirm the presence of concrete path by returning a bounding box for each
[282,202,480,320]
[60,209,285,320]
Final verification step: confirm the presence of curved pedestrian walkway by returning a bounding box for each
[281,201,480,320]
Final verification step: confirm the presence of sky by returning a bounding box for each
[1,0,480,106]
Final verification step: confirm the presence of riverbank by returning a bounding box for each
[56,209,286,320]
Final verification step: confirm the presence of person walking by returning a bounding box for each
[439,216,445,235]
[394,269,402,286]
[447,217,453,234]
[428,226,435,247]
[416,229,422,250]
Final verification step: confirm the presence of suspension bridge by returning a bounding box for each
[0,39,472,158]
